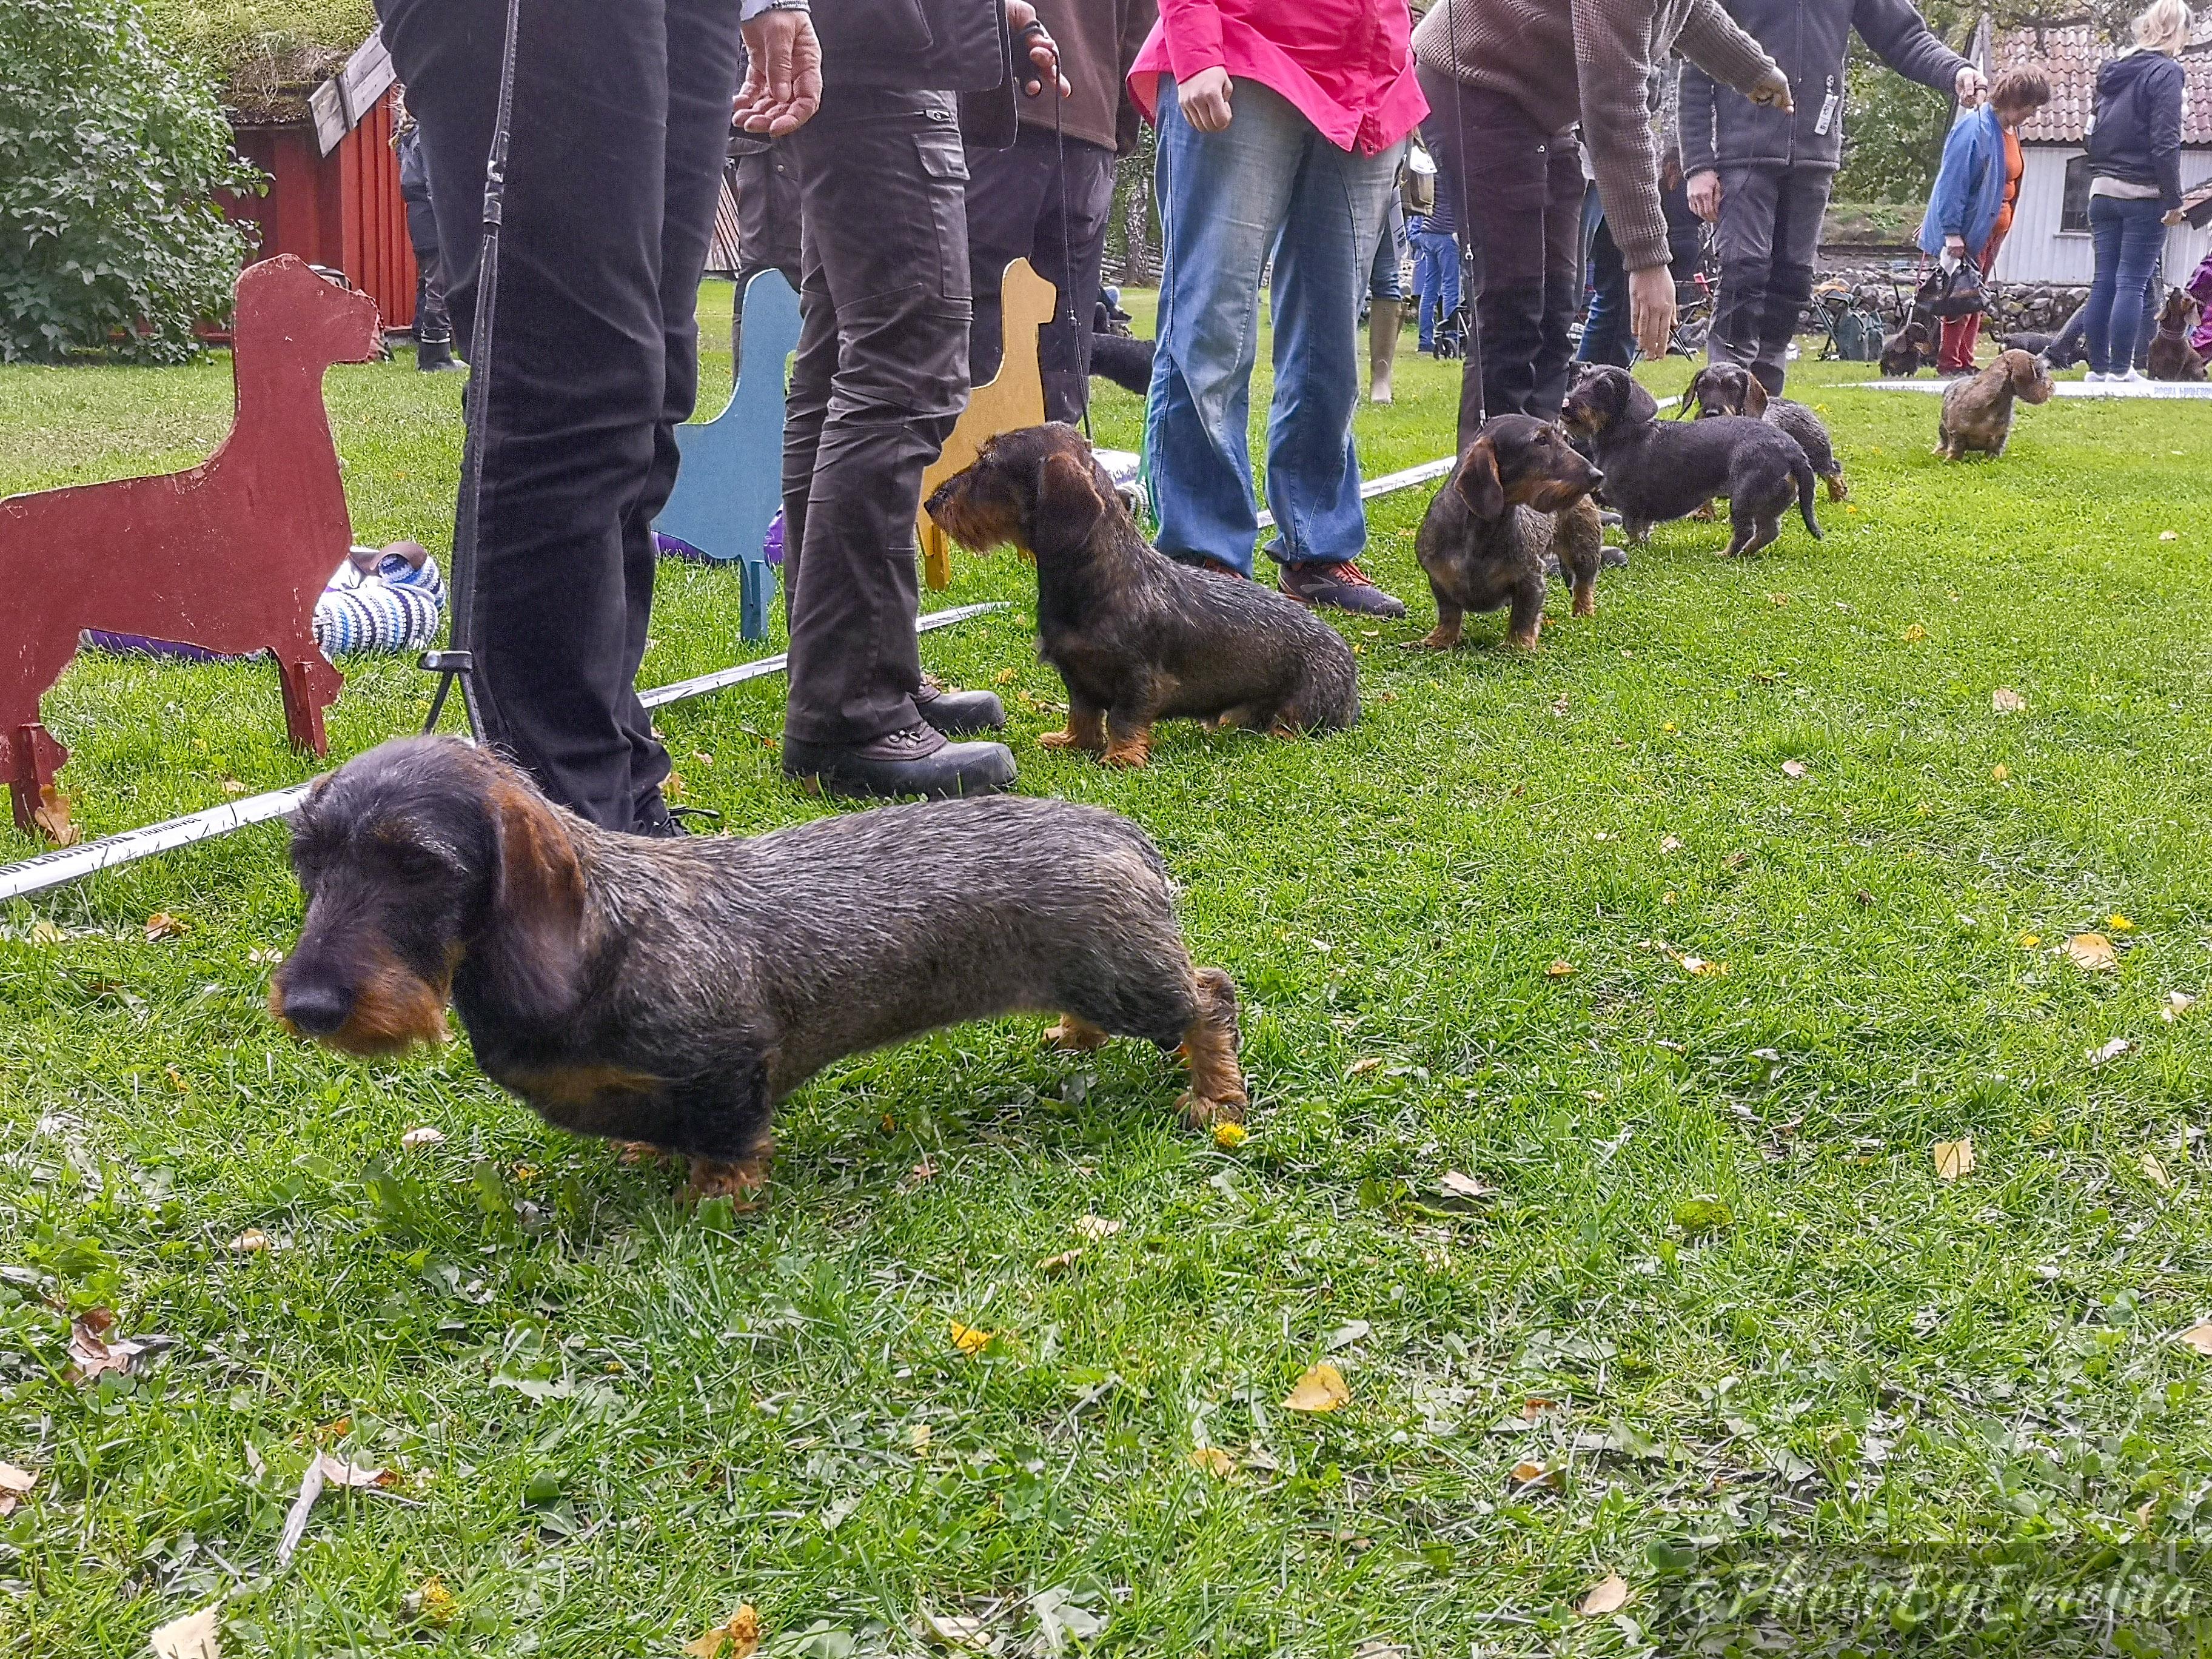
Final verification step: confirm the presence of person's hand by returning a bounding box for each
[2164,208,2187,226]
[1005,1,1072,98]
[1955,64,1988,106]
[734,7,822,136]
[1178,65,1234,132]
[1686,169,1722,223]
[1747,65,1793,114]
[1629,264,1676,361]
[1943,234,1968,261]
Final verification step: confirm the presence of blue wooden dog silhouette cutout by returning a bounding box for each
[655,268,801,639]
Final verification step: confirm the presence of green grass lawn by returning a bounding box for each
[6,293,2212,1657]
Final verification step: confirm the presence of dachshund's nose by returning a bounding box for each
[1584,467,1604,489]
[278,980,355,1036]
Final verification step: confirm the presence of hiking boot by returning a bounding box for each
[416,338,465,374]
[1173,553,1248,580]
[1277,558,1407,618]
[632,795,722,837]
[782,722,1016,801]
[914,676,1007,737]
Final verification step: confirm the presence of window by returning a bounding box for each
[2061,154,2091,231]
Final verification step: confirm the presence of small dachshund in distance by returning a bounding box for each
[1412,414,1604,651]
[270,738,1248,1204]
[2147,290,2207,382]
[1935,349,2053,460]
[1880,319,1933,378]
[927,423,1358,766]
[1563,366,1821,558]
[1681,363,1849,501]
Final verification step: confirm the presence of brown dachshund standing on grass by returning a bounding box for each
[1934,349,2053,460]
[1410,415,1605,651]
[270,738,1247,1205]
[927,423,1358,766]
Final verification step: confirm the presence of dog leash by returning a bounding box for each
[421,0,524,740]
[1021,16,1091,442]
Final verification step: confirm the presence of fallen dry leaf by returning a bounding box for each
[67,1310,154,1383]
[1213,1122,1248,1149]
[144,913,186,941]
[2164,991,2197,1022]
[2178,1322,2212,1357]
[948,1321,993,1357]
[1991,764,2009,781]
[149,1604,223,1659]
[2142,1151,2176,1190]
[32,786,81,845]
[1660,835,1683,853]
[221,779,247,796]
[1510,1460,1561,1488]
[2066,933,2118,972]
[400,1125,445,1150]
[683,1605,762,1659]
[1545,960,1576,978]
[0,1461,35,1517]
[905,1158,939,1185]
[920,1610,991,1652]
[313,1452,386,1489]
[2160,530,2179,541]
[1037,1249,1082,1275]
[2090,1037,2134,1066]
[1439,1170,1496,1200]
[1521,1397,1561,1420]
[1992,687,2026,713]
[1347,1056,1386,1077]
[994,666,1019,685]
[27,919,67,945]
[1679,955,1726,977]
[1283,1363,1351,1414]
[1780,760,1807,778]
[1579,1574,1632,1618]
[1189,1446,1236,1478]
[1932,1138,1976,1182]
[1072,1215,1122,1242]
[228,1229,272,1253]
[246,946,284,965]
[1902,623,1927,643]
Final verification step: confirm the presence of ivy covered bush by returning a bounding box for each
[0,0,261,363]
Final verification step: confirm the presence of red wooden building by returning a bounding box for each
[223,30,416,332]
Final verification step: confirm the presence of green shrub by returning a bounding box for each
[0,0,262,363]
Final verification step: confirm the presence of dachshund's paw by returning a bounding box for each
[682,1153,772,1210]
[1046,1016,1111,1051]
[1407,626,1462,651]
[1177,1089,1248,1130]
[615,1141,664,1165]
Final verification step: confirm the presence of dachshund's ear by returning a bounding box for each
[1622,375,1661,424]
[1675,370,1704,417]
[1031,451,1109,562]
[478,777,586,1024]
[1453,436,1504,520]
[1740,377,1769,417]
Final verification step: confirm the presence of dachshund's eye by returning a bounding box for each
[387,844,447,880]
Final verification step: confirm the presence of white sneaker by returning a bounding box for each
[2085,370,2110,382]
[2118,369,2145,383]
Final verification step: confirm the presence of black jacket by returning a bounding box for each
[2087,49,2185,210]
[815,0,1006,93]
[1680,0,1967,173]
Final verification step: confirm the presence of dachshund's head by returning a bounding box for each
[1998,348,2054,404]
[925,422,1123,568]
[2159,287,2202,335]
[1683,363,1766,420]
[270,737,586,1053]
[1450,414,1603,521]
[1560,366,1659,441]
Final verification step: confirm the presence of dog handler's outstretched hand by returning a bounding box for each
[736,3,823,136]
[1746,65,1793,114]
[1005,1,1071,99]
[1629,264,1675,361]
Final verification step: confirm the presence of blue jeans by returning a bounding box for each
[2086,195,2167,373]
[1410,228,1460,349]
[1369,195,1407,301]
[1148,80,1399,575]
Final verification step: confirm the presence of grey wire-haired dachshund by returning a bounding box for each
[269,737,1246,1203]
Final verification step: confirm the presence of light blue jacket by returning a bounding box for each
[1918,104,2009,258]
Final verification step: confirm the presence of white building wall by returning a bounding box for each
[1993,144,2212,286]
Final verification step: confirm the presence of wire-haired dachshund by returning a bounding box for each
[269,737,1247,1202]
[2148,289,2207,382]
[925,423,1358,766]
[1412,414,1604,651]
[1681,363,1848,501]
[1561,366,1821,558]
[1880,319,1932,378]
[1935,349,2053,460]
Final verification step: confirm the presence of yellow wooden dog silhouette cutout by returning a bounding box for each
[918,258,1055,590]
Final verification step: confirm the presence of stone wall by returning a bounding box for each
[1814,246,2086,332]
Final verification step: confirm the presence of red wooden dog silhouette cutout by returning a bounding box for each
[1,255,383,836]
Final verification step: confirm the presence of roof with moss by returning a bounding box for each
[144,0,380,123]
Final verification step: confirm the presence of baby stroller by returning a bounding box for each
[1432,302,1472,360]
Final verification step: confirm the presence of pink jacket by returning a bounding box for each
[1129,0,1427,155]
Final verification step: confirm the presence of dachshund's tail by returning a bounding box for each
[1794,451,1823,540]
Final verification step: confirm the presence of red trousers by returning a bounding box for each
[1937,235,2005,372]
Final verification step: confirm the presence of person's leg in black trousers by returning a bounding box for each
[965,126,1117,427]
[779,89,1014,796]
[1750,166,1831,395]
[1708,163,1778,386]
[1530,136,1584,418]
[402,190,458,369]
[377,0,741,832]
